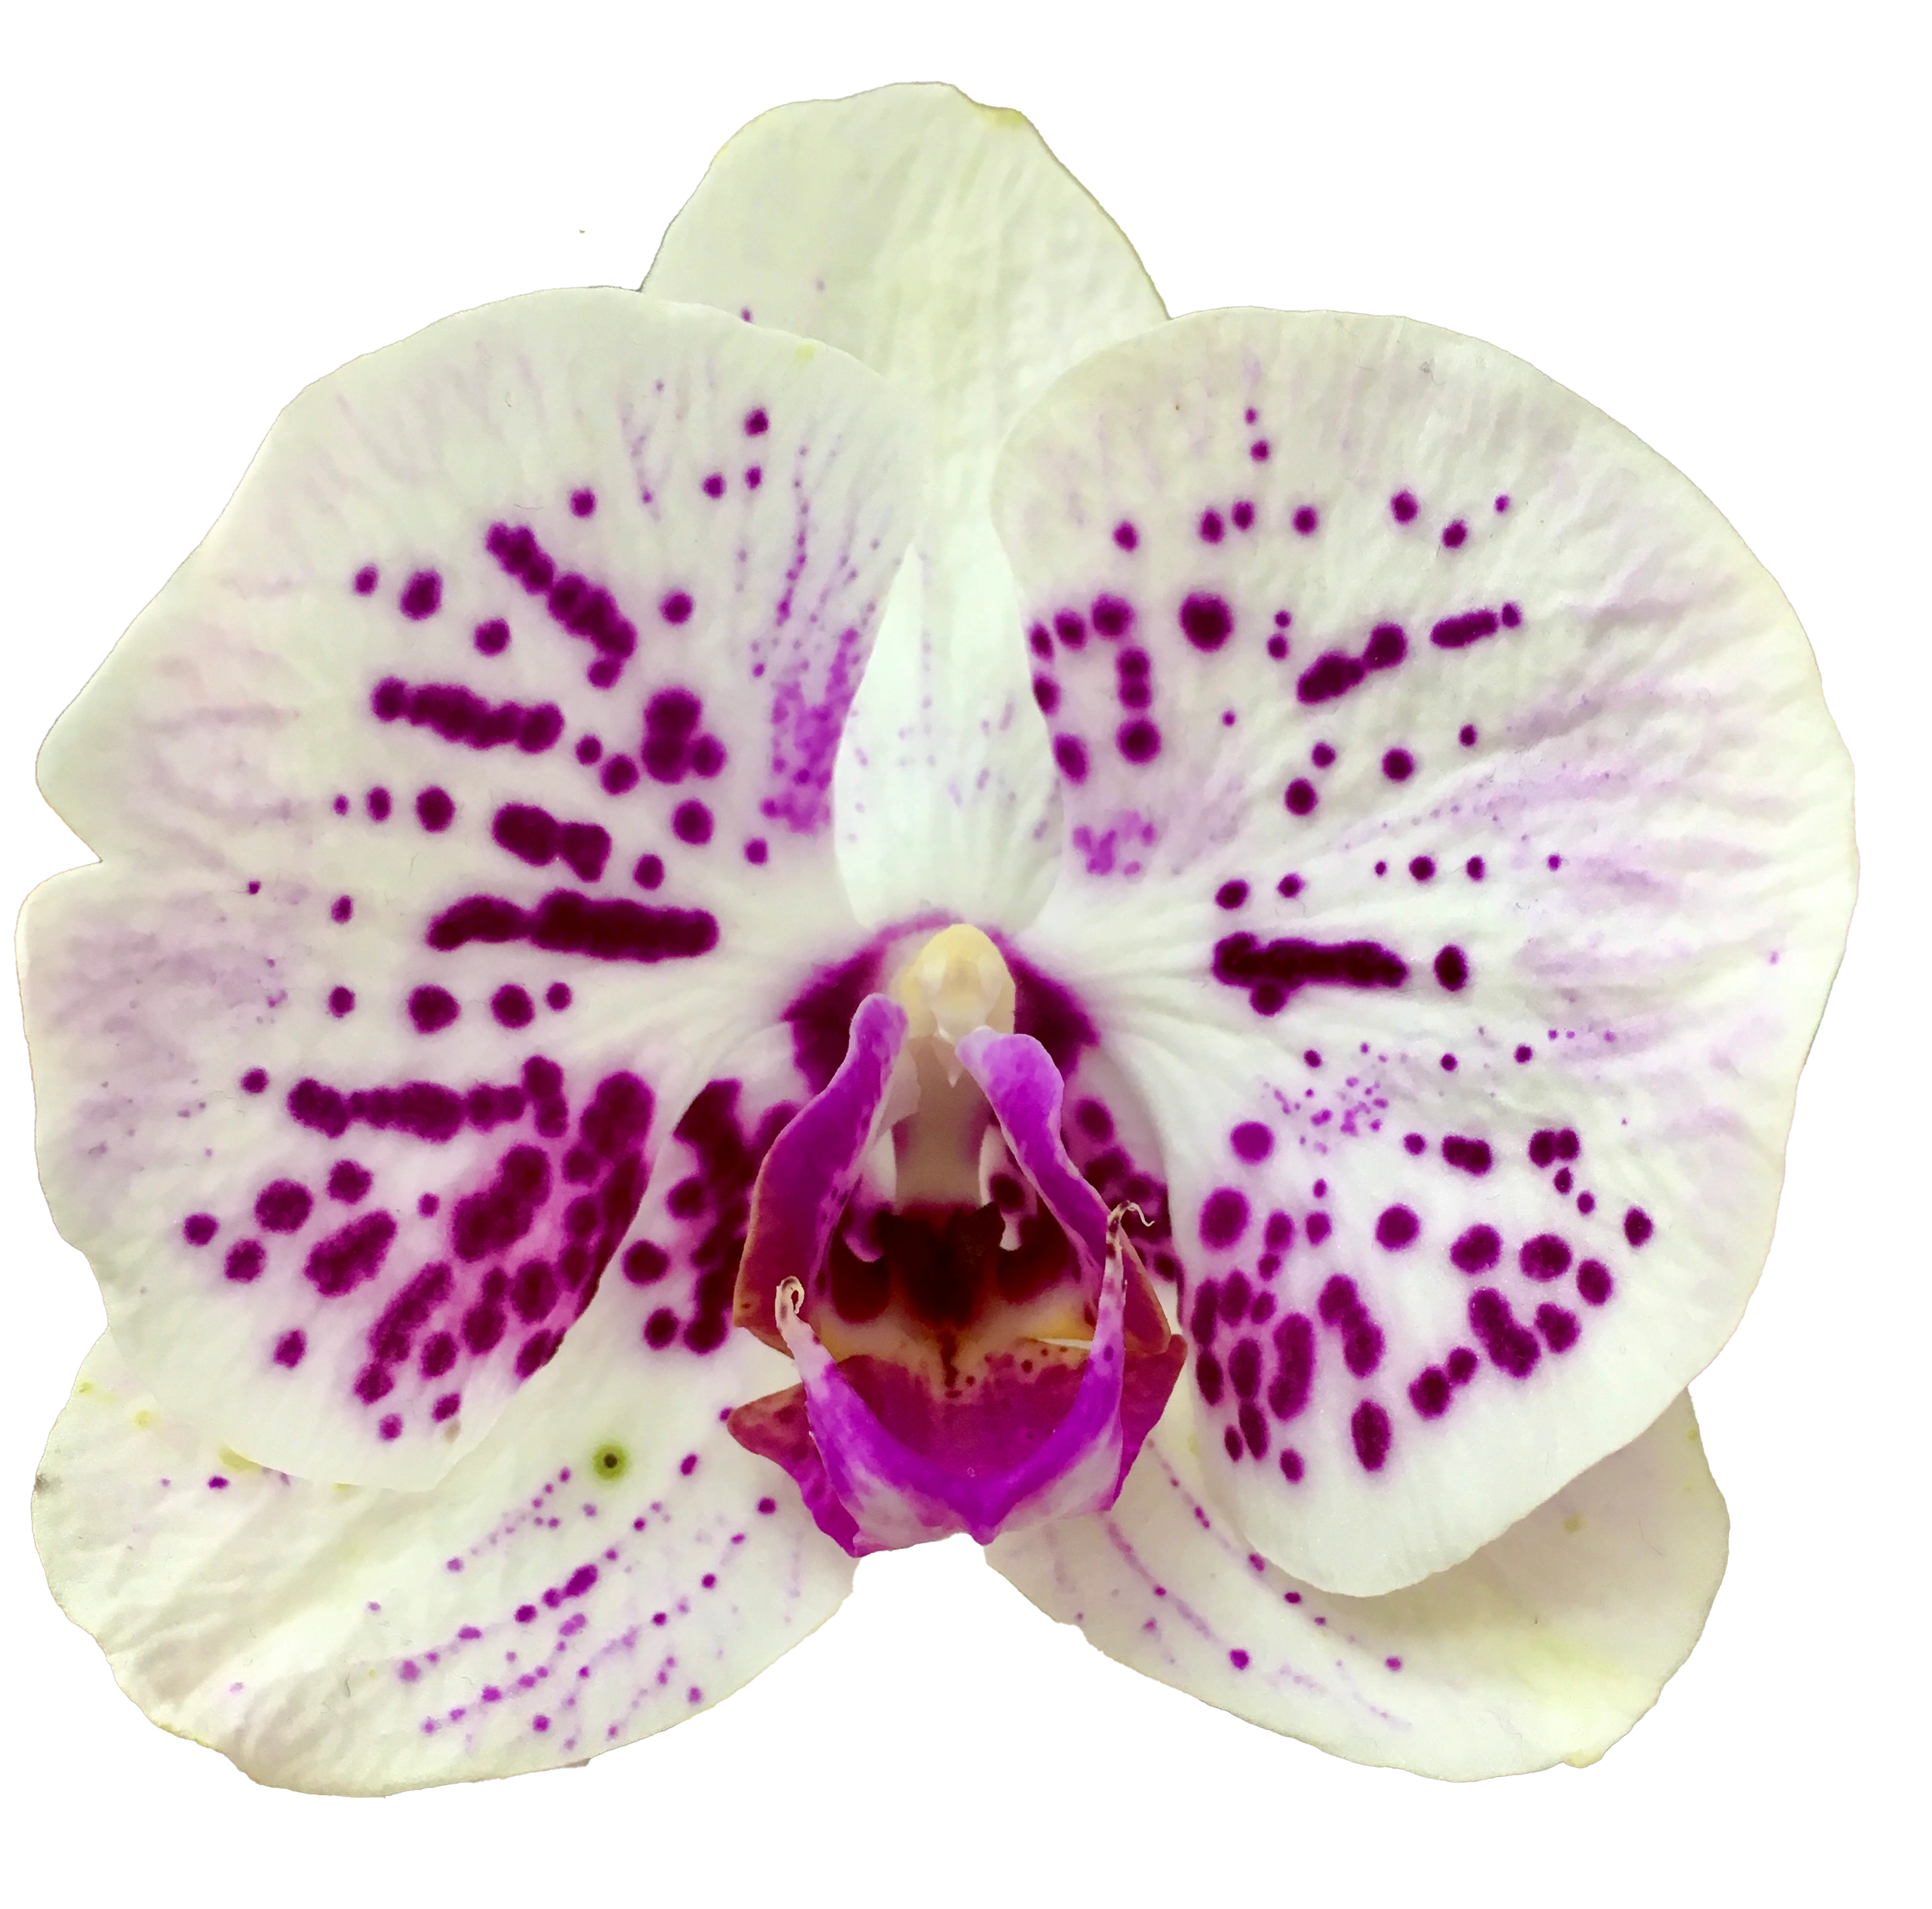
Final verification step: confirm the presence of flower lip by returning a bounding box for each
[727,928,1183,1554]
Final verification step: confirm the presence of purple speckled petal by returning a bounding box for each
[33,1310,849,1794]
[989,1389,1727,1778]
[22,291,919,1489]
[646,82,1166,931]
[995,309,1853,1594]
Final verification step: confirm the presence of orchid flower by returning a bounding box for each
[26,82,1854,1795]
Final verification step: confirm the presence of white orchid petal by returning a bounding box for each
[645,82,1166,929]
[22,291,919,1490]
[995,309,1853,1593]
[34,1316,850,1795]
[989,1390,1726,1779]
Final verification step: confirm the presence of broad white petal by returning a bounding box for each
[35,1315,851,1795]
[989,1390,1726,1778]
[23,291,918,1489]
[995,309,1853,1592]
[645,82,1167,929]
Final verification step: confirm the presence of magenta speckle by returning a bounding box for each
[1441,520,1467,549]
[399,570,443,620]
[1390,491,1419,524]
[571,488,596,516]
[1351,1400,1392,1470]
[1231,1122,1273,1162]
[1293,506,1318,534]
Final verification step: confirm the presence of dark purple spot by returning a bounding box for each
[1519,1233,1572,1281]
[1053,735,1089,783]
[1284,778,1318,816]
[1624,1207,1654,1249]
[426,890,716,965]
[400,570,443,620]
[365,787,390,821]
[1032,674,1060,716]
[242,1069,269,1095]
[1390,491,1418,524]
[1092,593,1134,638]
[1374,1205,1419,1251]
[1250,439,1269,461]
[1113,521,1138,551]
[1117,719,1161,763]
[1294,506,1318,534]
[1441,520,1466,549]
[354,565,378,594]
[371,678,563,755]
[1451,1224,1502,1274]
[409,987,460,1034]
[744,837,768,865]
[416,787,455,833]
[1178,593,1233,651]
[1266,634,1288,660]
[1199,1189,1251,1251]
[1466,856,1485,881]
[183,1213,218,1246]
[1461,724,1478,746]
[1536,1304,1580,1353]
[1383,748,1414,782]
[304,1212,397,1297]
[1441,1135,1491,1175]
[1232,501,1254,531]
[571,488,596,516]
[273,1329,306,1368]
[1469,1286,1540,1378]
[224,1239,263,1283]
[1577,1261,1614,1305]
[254,1180,312,1234]
[1296,652,1363,704]
[672,801,713,845]
[1351,1400,1392,1470]
[493,985,534,1029]
[1276,873,1303,899]
[1446,1347,1478,1384]
[1409,1367,1451,1418]
[474,618,510,656]
[328,1159,372,1203]
[546,982,572,1010]
[1199,509,1224,543]
[660,591,693,625]
[1404,1132,1426,1156]
[1434,945,1469,990]
[331,895,353,924]
[632,854,664,891]
[328,987,356,1018]
[1213,933,1407,1015]
[1215,879,1249,910]
[1429,608,1500,650]
[1230,1122,1272,1162]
